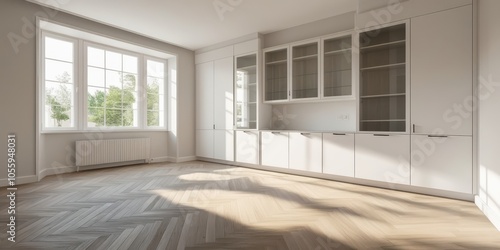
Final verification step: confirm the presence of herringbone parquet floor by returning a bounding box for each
[1,161,500,249]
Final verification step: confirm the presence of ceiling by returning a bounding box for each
[28,0,357,50]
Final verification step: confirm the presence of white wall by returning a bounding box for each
[477,0,500,230]
[0,0,195,185]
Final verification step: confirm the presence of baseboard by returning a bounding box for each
[166,156,197,163]
[475,195,500,231]
[0,175,38,187]
[150,156,171,163]
[39,165,77,180]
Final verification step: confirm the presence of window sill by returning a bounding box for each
[40,129,169,134]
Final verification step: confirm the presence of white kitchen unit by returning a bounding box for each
[411,5,473,136]
[322,133,355,177]
[196,130,214,159]
[289,132,322,173]
[261,131,289,169]
[235,130,259,165]
[214,130,234,161]
[196,61,214,130]
[195,48,234,159]
[355,134,410,185]
[291,40,320,100]
[411,135,472,194]
[264,46,289,103]
[214,57,234,130]
[322,32,355,99]
[235,54,258,129]
[358,22,409,133]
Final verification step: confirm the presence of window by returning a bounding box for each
[43,35,76,129]
[87,47,139,128]
[40,29,170,132]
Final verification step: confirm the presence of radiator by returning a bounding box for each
[75,138,150,171]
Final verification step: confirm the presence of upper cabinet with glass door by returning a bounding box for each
[235,54,257,129]
[264,47,288,102]
[291,40,320,100]
[359,23,408,133]
[322,34,354,98]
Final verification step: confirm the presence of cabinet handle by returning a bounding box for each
[333,133,346,136]
[413,124,416,133]
[300,133,310,136]
[374,134,390,137]
[271,132,280,134]
[243,131,251,133]
[428,135,448,138]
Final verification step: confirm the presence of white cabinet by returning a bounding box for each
[322,33,354,99]
[214,57,234,130]
[264,47,289,102]
[196,62,214,130]
[196,130,214,158]
[214,130,234,161]
[355,134,410,185]
[291,40,320,100]
[289,132,322,173]
[261,131,288,169]
[411,135,472,194]
[323,133,355,177]
[235,130,259,164]
[195,55,234,159]
[411,6,473,136]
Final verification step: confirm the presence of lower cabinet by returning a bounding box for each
[261,131,289,169]
[323,133,355,177]
[196,129,234,161]
[214,130,234,161]
[289,132,323,173]
[355,134,410,185]
[411,135,472,194]
[235,130,259,164]
[196,130,214,158]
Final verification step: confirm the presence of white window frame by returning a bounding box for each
[41,31,79,132]
[39,29,169,133]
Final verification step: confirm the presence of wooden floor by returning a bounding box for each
[1,161,500,250]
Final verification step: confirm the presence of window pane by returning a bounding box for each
[44,82,73,128]
[147,60,164,78]
[147,111,159,127]
[88,47,104,68]
[122,91,137,110]
[123,74,137,91]
[147,93,160,110]
[88,67,105,87]
[88,87,105,108]
[105,109,122,126]
[106,51,122,71]
[147,77,164,94]
[123,55,138,74]
[88,107,104,127]
[122,109,137,127]
[45,59,73,83]
[45,37,73,62]
[106,70,122,89]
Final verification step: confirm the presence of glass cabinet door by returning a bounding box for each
[323,35,352,97]
[359,23,407,132]
[291,42,319,99]
[264,48,288,102]
[235,54,257,129]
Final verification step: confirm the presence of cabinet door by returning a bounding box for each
[214,129,234,161]
[261,131,288,168]
[264,48,288,102]
[214,57,234,130]
[355,134,410,185]
[289,132,322,173]
[196,130,214,158]
[411,135,472,194]
[291,41,319,100]
[235,131,259,164]
[196,62,214,130]
[323,133,354,177]
[411,6,473,136]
